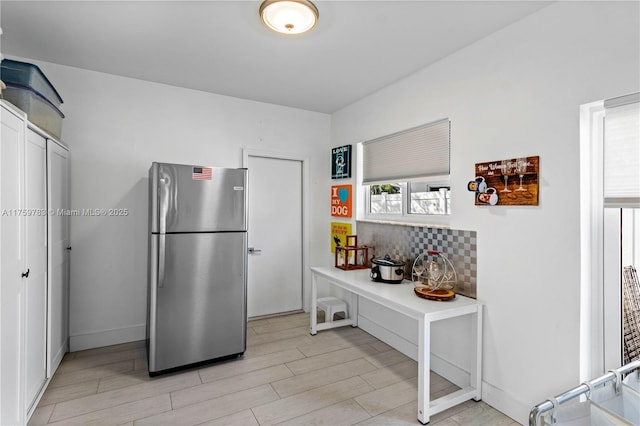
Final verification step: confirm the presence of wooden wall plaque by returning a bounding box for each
[472,156,539,206]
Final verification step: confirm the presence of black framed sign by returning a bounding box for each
[331,145,352,179]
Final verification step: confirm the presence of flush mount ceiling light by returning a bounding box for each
[259,0,319,35]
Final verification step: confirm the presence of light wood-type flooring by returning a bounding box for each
[29,312,517,425]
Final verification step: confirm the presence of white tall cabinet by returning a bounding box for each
[47,138,70,376]
[24,127,48,416]
[1,98,28,426]
[0,100,70,424]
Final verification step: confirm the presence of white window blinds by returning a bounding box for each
[362,119,450,185]
[604,93,640,208]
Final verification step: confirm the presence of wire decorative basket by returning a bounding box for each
[411,250,457,291]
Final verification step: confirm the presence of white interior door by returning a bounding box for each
[24,128,48,412]
[247,155,303,317]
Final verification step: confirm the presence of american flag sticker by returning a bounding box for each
[192,166,213,181]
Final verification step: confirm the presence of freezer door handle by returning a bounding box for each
[159,177,168,234]
[158,234,166,288]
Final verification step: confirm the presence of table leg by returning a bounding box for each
[473,306,483,401]
[418,314,430,424]
[310,272,318,335]
[351,292,358,327]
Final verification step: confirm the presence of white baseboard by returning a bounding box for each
[481,380,530,425]
[358,315,418,359]
[430,352,471,390]
[357,314,470,390]
[69,323,146,352]
[358,314,527,424]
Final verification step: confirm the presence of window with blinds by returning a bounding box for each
[604,93,640,208]
[362,119,450,185]
[362,119,451,217]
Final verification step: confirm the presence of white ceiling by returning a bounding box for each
[0,1,552,113]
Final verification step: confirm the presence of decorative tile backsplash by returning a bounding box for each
[356,221,477,299]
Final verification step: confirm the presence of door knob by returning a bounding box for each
[248,247,262,254]
[21,269,30,278]
[66,246,72,250]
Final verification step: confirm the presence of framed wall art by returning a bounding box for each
[330,222,352,253]
[331,145,352,179]
[330,184,352,218]
[470,156,539,206]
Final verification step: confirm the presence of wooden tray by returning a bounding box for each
[414,286,455,301]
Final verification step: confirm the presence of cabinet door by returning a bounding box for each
[1,103,26,426]
[47,139,70,374]
[24,128,48,412]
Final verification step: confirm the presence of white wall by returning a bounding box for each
[9,1,639,423]
[331,1,640,424]
[9,57,330,352]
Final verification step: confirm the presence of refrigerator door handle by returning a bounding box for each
[158,234,166,288]
[159,177,168,234]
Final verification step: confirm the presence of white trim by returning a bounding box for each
[357,315,471,389]
[1,98,27,120]
[604,92,640,109]
[579,100,606,381]
[579,100,627,378]
[357,315,417,360]
[357,218,450,230]
[481,380,531,426]
[27,122,68,149]
[242,148,310,312]
[69,324,146,352]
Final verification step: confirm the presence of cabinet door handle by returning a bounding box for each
[21,269,30,278]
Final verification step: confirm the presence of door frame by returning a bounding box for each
[580,100,625,378]
[242,148,310,313]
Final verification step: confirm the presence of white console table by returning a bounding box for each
[310,266,483,424]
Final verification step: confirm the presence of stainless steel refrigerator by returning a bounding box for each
[147,162,248,376]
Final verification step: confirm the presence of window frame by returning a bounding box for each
[366,182,407,217]
[355,121,452,226]
[407,179,451,216]
[363,177,451,223]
